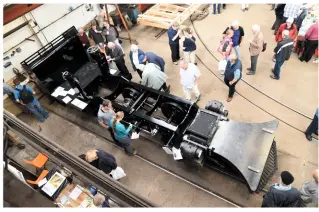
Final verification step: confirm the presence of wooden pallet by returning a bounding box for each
[137,4,202,29]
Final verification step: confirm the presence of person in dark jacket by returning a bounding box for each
[224,54,242,102]
[167,22,181,65]
[270,30,294,80]
[79,149,117,175]
[139,52,165,72]
[88,21,105,46]
[272,4,286,35]
[262,171,300,207]
[222,21,245,59]
[106,42,132,80]
[129,44,145,78]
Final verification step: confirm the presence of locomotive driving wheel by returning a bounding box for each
[161,102,186,125]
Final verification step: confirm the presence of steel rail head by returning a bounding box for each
[3,110,156,207]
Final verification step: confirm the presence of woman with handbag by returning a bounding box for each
[109,111,137,156]
[182,27,197,65]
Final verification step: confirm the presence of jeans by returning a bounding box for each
[169,43,180,62]
[250,55,259,73]
[182,84,200,100]
[117,136,135,155]
[232,45,241,59]
[224,77,240,97]
[212,4,221,14]
[273,60,285,79]
[26,99,49,122]
[305,114,318,136]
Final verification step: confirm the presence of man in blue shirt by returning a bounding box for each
[305,108,318,141]
[167,22,181,65]
[13,79,49,123]
[224,54,242,102]
[222,20,245,59]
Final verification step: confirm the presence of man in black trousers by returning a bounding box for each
[106,42,132,80]
[167,22,181,65]
[305,108,318,141]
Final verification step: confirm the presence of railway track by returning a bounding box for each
[17,105,242,207]
[190,19,318,141]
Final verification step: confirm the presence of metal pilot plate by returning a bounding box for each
[209,120,279,191]
[187,110,218,139]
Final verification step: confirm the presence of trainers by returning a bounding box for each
[173,62,178,65]
[270,74,279,80]
[305,133,312,141]
[246,71,255,75]
[226,97,233,102]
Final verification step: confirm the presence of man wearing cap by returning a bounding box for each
[271,30,294,80]
[139,52,165,72]
[138,59,168,91]
[299,169,318,207]
[222,21,245,59]
[262,171,300,207]
[97,99,117,141]
[275,17,297,43]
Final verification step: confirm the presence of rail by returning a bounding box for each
[3,110,155,208]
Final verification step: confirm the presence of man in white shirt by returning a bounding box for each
[179,60,201,102]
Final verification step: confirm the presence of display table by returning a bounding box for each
[55,184,96,208]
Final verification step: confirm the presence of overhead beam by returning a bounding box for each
[3,4,42,25]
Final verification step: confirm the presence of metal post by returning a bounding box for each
[104,4,110,25]
[114,4,133,43]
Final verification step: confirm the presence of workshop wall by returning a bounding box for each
[3,4,116,82]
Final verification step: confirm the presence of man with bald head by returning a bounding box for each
[247,24,264,75]
[179,60,201,102]
[224,54,242,102]
[299,169,318,207]
[106,42,131,80]
[270,29,294,80]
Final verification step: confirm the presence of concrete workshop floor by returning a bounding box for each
[9,4,318,207]
[118,3,318,187]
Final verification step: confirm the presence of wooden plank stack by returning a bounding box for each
[137,4,202,29]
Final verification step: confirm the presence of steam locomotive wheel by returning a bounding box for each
[161,102,186,125]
